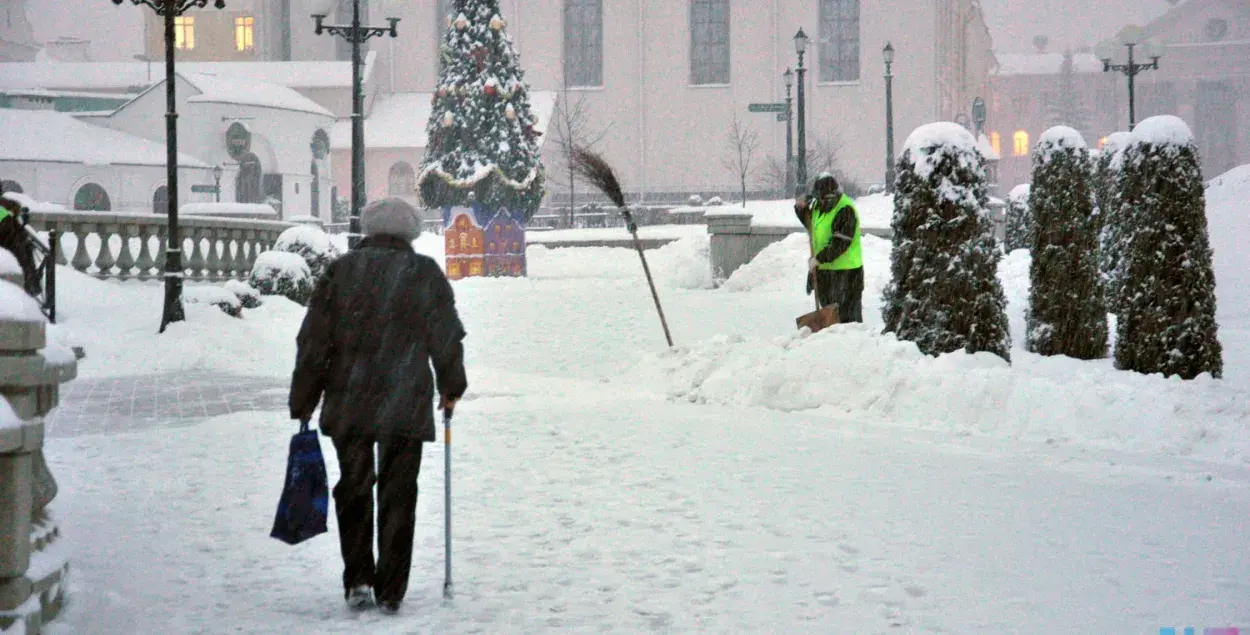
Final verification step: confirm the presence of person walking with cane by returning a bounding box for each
[289,197,468,615]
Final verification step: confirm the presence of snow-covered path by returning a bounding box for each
[45,368,1250,634]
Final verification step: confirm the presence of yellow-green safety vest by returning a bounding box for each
[810,194,862,270]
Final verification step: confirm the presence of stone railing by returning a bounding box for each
[24,212,294,281]
[707,212,894,284]
[0,274,76,634]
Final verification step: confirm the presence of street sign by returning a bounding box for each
[748,102,787,113]
[191,185,220,193]
[776,112,789,122]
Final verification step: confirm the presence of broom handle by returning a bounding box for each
[623,209,674,347]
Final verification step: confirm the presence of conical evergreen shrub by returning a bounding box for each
[1114,116,1222,379]
[1096,131,1132,314]
[1025,126,1107,359]
[882,122,1011,362]
[1004,184,1031,252]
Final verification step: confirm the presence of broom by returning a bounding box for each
[570,147,674,347]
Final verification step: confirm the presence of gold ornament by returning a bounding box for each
[443,111,454,127]
[490,15,504,31]
[505,104,516,120]
[454,14,468,30]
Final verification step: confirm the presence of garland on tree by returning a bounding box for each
[1025,126,1108,359]
[1113,116,1222,379]
[881,122,1011,362]
[418,0,545,220]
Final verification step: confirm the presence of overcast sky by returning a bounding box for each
[980,0,1177,53]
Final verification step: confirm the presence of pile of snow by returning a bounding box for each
[629,325,1250,464]
[647,235,714,290]
[692,196,892,230]
[1008,184,1030,202]
[1,191,67,214]
[722,233,892,296]
[1205,164,1250,389]
[223,279,262,309]
[181,203,278,218]
[183,284,243,317]
[0,247,20,276]
[0,279,44,322]
[1131,115,1194,147]
[526,235,713,290]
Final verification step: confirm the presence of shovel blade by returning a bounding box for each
[796,305,839,334]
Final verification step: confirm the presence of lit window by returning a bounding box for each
[990,132,1001,157]
[174,16,195,50]
[1012,130,1029,157]
[235,16,255,52]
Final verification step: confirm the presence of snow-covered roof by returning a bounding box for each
[183,73,334,118]
[995,52,1104,76]
[330,90,557,151]
[976,133,1001,161]
[1131,115,1194,147]
[0,192,67,213]
[0,52,377,92]
[0,109,209,168]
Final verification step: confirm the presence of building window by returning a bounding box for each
[174,16,195,50]
[564,0,603,87]
[690,0,730,85]
[1098,137,1109,150]
[235,16,255,52]
[990,132,1001,157]
[153,186,168,216]
[1206,18,1229,42]
[388,162,416,196]
[1012,130,1030,157]
[74,183,112,211]
[818,0,860,82]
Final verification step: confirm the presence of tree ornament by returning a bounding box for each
[455,14,468,30]
[443,111,454,128]
[484,83,497,97]
[505,104,516,120]
[490,15,505,30]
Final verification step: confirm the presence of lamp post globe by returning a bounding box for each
[794,28,809,55]
[883,42,895,65]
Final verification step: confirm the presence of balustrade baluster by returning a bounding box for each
[70,223,92,273]
[186,229,207,281]
[93,223,117,279]
[154,227,167,273]
[135,225,156,281]
[222,230,240,279]
[205,229,224,281]
[114,223,136,280]
[51,222,69,265]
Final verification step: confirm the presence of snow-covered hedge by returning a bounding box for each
[249,251,314,306]
[183,285,243,318]
[705,196,724,206]
[687,194,704,207]
[223,279,262,309]
[273,225,340,281]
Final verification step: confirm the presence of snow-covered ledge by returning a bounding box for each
[0,281,75,634]
[23,211,293,281]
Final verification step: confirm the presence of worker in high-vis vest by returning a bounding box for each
[794,173,864,323]
[0,192,40,296]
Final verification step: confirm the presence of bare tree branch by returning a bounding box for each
[549,89,610,223]
[721,115,761,207]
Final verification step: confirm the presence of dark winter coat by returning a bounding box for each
[289,234,468,441]
[795,195,865,323]
[0,199,40,296]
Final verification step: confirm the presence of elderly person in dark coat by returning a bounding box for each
[289,197,467,615]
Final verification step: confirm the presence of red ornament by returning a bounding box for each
[484,83,497,97]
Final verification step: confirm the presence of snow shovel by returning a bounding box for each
[443,409,454,600]
[795,194,839,333]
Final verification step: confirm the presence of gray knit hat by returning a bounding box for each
[360,197,422,241]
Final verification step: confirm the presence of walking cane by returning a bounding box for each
[443,409,454,600]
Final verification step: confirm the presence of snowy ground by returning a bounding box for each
[35,183,1250,632]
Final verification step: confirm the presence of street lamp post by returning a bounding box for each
[212,164,223,203]
[883,42,895,194]
[794,28,810,193]
[783,68,795,195]
[313,4,399,249]
[113,0,226,333]
[1097,26,1165,130]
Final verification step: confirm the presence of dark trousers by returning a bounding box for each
[331,435,424,604]
[813,267,865,323]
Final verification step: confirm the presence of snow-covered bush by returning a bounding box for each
[1096,131,1132,313]
[273,225,340,281]
[183,285,243,318]
[881,122,1011,362]
[249,251,314,306]
[223,279,262,309]
[687,194,704,207]
[1025,126,1107,359]
[705,196,724,207]
[1113,116,1222,379]
[1004,184,1032,252]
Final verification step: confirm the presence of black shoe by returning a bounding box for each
[378,600,401,615]
[346,585,373,611]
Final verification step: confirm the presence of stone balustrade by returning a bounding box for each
[24,212,294,281]
[0,276,76,634]
[706,212,895,284]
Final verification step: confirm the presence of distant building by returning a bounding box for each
[0,0,37,62]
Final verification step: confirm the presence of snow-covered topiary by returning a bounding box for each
[687,194,704,207]
[1025,126,1107,359]
[1113,115,1222,379]
[249,251,314,306]
[223,279,262,309]
[705,196,724,207]
[418,0,546,220]
[881,122,1011,362]
[1096,131,1132,314]
[273,225,340,281]
[183,285,243,318]
[1004,184,1032,252]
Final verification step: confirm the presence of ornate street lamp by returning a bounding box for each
[783,67,795,195]
[1097,25,1165,130]
[313,4,400,249]
[113,0,226,333]
[794,28,810,193]
[883,42,896,194]
[211,164,223,203]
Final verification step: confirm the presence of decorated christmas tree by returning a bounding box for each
[418,0,545,220]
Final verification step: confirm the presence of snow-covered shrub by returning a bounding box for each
[273,225,340,281]
[223,279,262,309]
[1004,184,1032,252]
[1025,127,1107,359]
[1096,131,1132,314]
[705,196,724,206]
[687,194,704,207]
[881,122,1011,362]
[1113,116,1222,379]
[249,251,314,306]
[183,285,243,318]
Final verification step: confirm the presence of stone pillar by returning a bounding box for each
[0,277,76,634]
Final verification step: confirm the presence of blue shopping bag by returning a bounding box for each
[270,419,329,545]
